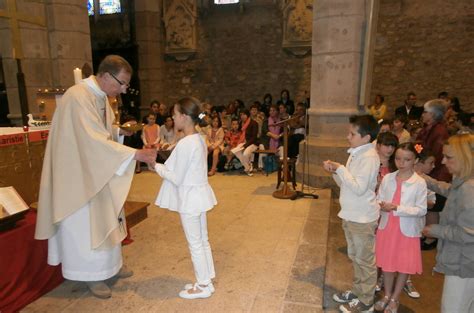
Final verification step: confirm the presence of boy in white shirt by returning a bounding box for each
[323,115,380,313]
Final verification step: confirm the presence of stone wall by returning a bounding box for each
[0,0,91,124]
[161,3,311,108]
[370,0,474,115]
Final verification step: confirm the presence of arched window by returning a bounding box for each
[88,0,122,16]
[214,0,239,4]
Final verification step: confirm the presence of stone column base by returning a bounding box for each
[296,136,349,196]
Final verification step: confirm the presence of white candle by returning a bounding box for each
[73,68,82,84]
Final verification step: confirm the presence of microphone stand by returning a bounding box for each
[290,107,318,200]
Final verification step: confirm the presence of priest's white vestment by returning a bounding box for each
[35,76,136,281]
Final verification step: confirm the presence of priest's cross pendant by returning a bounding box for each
[0,0,46,59]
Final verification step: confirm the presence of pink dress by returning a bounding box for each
[375,177,423,274]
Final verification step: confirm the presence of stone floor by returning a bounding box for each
[23,170,443,313]
[23,171,329,313]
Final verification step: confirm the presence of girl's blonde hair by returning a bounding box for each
[446,133,474,178]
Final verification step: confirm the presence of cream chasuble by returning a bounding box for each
[35,76,136,280]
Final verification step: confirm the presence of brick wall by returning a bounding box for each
[162,3,311,108]
[370,0,474,115]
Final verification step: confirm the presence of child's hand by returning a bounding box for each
[422,225,436,237]
[322,160,333,172]
[119,129,133,136]
[379,201,397,212]
[322,160,341,173]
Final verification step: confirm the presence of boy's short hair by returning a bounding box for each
[393,114,407,125]
[349,114,379,142]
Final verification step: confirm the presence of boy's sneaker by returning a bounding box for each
[339,299,374,313]
[403,280,420,298]
[333,290,358,303]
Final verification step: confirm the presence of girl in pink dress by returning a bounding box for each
[375,142,427,312]
[141,113,161,149]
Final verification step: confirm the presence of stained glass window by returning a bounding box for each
[87,0,94,16]
[99,0,121,14]
[214,0,239,4]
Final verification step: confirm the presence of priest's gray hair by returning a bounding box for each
[97,55,133,76]
[424,99,447,122]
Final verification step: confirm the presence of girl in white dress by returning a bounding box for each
[152,97,217,299]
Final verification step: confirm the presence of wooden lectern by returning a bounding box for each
[272,116,299,199]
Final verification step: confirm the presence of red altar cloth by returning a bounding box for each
[0,210,63,313]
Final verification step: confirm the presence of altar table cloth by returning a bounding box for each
[0,210,63,313]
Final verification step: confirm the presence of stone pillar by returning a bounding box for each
[298,0,374,190]
[46,1,92,89]
[135,0,166,115]
[2,1,91,125]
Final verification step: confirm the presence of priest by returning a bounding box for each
[35,55,156,299]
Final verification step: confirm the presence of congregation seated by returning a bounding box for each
[368,94,387,120]
[258,104,283,170]
[157,116,181,163]
[278,101,289,120]
[233,109,259,176]
[280,89,295,116]
[141,113,160,150]
[261,93,273,117]
[394,91,423,122]
[206,116,225,176]
[223,118,244,170]
[391,115,410,144]
[287,103,307,159]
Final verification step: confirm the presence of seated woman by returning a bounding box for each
[369,94,387,120]
[233,109,259,176]
[287,103,307,159]
[206,116,224,176]
[157,116,177,163]
[278,101,290,120]
[258,105,282,170]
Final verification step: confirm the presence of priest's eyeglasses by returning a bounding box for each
[108,72,130,88]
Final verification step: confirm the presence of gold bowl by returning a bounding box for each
[120,122,144,132]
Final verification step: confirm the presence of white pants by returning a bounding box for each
[233,144,258,171]
[441,275,474,313]
[180,212,215,285]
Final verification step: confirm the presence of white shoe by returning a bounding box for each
[184,282,215,293]
[179,283,212,299]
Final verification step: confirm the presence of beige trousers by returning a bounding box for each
[342,220,378,305]
[441,275,474,313]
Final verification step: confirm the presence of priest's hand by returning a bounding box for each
[119,129,133,136]
[134,148,157,164]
